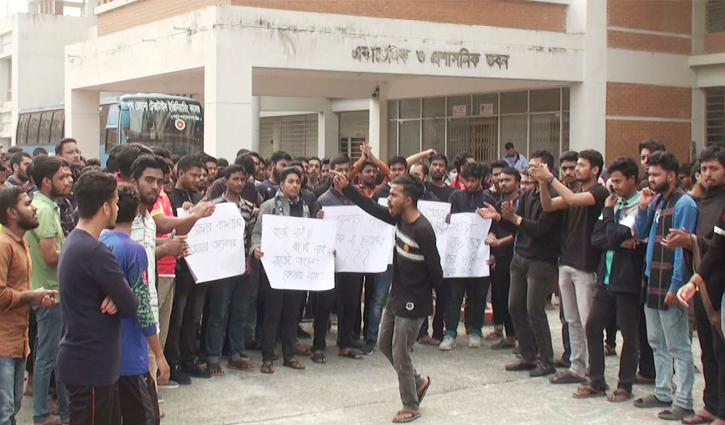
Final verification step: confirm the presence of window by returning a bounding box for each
[530,113,562,164]
[38,112,53,145]
[16,113,29,145]
[500,115,528,158]
[50,110,64,145]
[400,99,421,120]
[501,91,528,114]
[27,112,41,145]
[423,97,445,118]
[399,120,420,158]
[447,95,471,117]
[707,0,725,33]
[422,118,445,154]
[530,89,560,113]
[474,93,498,116]
[707,87,725,146]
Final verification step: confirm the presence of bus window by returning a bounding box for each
[27,112,41,145]
[39,111,53,145]
[50,110,64,144]
[16,113,29,145]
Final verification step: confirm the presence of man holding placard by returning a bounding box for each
[439,162,497,351]
[312,154,364,362]
[205,158,258,376]
[251,167,310,374]
[331,170,441,424]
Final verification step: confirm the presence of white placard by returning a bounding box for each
[378,198,395,265]
[178,203,246,283]
[444,213,492,278]
[323,205,395,273]
[260,215,336,291]
[417,200,451,268]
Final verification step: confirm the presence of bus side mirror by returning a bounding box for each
[120,104,130,130]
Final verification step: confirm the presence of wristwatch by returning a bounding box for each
[546,175,555,185]
[515,216,523,226]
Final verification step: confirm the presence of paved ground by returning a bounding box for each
[16,309,705,425]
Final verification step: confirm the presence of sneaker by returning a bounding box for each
[529,363,556,378]
[362,339,376,355]
[468,334,481,348]
[169,368,191,385]
[181,363,211,379]
[157,380,179,389]
[439,336,456,351]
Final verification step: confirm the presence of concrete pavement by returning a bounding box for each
[16,309,705,424]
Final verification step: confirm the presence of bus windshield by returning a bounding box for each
[123,97,203,155]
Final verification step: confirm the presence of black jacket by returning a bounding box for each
[449,188,497,214]
[591,205,646,295]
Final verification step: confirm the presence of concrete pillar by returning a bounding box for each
[204,56,253,161]
[318,98,338,158]
[368,88,388,160]
[65,88,100,160]
[569,0,607,157]
[251,96,260,154]
[692,88,706,157]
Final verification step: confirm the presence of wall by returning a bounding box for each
[97,0,567,36]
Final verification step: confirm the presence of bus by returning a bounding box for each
[15,94,204,164]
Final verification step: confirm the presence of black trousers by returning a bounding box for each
[118,373,159,425]
[260,267,304,363]
[445,277,490,338]
[164,271,208,369]
[639,303,656,379]
[586,286,640,392]
[67,383,121,425]
[491,255,514,337]
[694,293,725,420]
[418,284,451,341]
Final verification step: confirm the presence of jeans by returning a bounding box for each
[586,287,640,392]
[260,267,304,363]
[34,305,69,422]
[560,304,571,362]
[445,277,490,338]
[419,284,450,341]
[229,272,257,361]
[204,277,237,364]
[165,272,208,369]
[312,288,337,352]
[645,305,695,410]
[695,293,725,420]
[491,255,514,337]
[558,265,597,377]
[378,309,425,411]
[639,305,656,379]
[157,276,175,350]
[366,266,392,342]
[0,356,25,425]
[509,254,557,365]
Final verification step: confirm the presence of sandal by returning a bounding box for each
[283,358,306,370]
[607,388,633,403]
[261,361,274,374]
[311,351,327,364]
[417,376,431,403]
[633,394,672,408]
[484,330,503,341]
[549,370,585,385]
[682,411,715,424]
[207,362,224,376]
[573,385,607,399]
[228,359,254,371]
[294,344,310,356]
[338,349,363,360]
[392,409,421,423]
[491,338,515,350]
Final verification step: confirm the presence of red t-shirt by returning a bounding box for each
[151,190,176,276]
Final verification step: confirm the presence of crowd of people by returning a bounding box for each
[1,135,725,424]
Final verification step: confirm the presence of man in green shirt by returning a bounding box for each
[25,156,73,425]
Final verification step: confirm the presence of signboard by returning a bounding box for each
[452,105,468,117]
[480,103,494,116]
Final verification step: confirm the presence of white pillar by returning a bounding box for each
[204,57,253,161]
[65,88,100,160]
[368,88,388,160]
[251,96,260,154]
[318,98,338,158]
[568,0,607,157]
[692,88,706,157]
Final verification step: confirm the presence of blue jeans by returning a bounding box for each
[204,278,237,364]
[365,265,392,342]
[645,305,695,410]
[33,305,68,422]
[0,356,25,425]
[229,274,256,362]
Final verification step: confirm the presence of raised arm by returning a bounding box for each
[330,170,395,225]
[406,149,436,167]
[529,163,594,212]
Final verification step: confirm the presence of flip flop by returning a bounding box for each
[338,349,363,360]
[573,385,607,399]
[682,413,715,425]
[283,358,306,370]
[261,361,274,374]
[607,388,634,403]
[392,409,421,423]
[311,351,327,364]
[207,362,224,376]
[228,359,254,371]
[417,376,431,403]
[549,371,585,385]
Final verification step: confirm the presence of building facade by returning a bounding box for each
[55,0,722,164]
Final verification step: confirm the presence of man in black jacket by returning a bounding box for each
[574,157,646,401]
[331,171,441,424]
[439,162,496,351]
[480,150,563,378]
